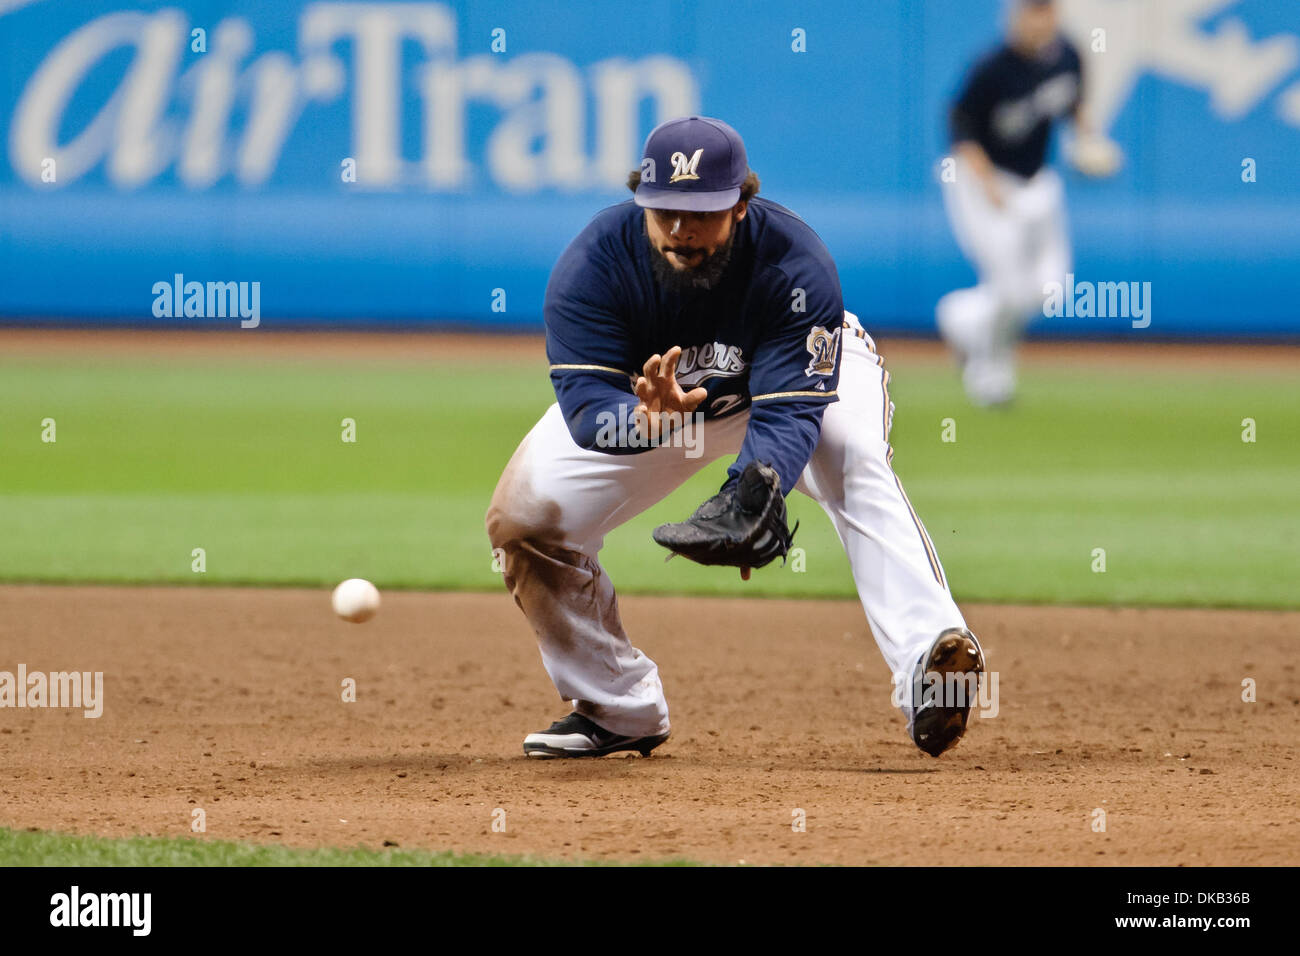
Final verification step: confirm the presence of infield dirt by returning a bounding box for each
[2,584,1296,865]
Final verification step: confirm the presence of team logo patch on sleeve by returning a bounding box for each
[804,325,841,377]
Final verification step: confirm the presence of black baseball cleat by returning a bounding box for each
[905,627,985,757]
[523,712,670,759]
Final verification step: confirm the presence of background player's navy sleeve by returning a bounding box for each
[725,248,844,494]
[1066,42,1085,119]
[543,225,643,453]
[950,58,993,145]
[730,399,829,497]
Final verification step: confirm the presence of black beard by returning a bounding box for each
[648,228,736,295]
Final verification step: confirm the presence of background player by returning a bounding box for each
[937,0,1122,406]
[487,116,984,761]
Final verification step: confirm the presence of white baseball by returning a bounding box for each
[331,578,380,623]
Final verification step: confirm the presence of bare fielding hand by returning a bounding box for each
[636,347,751,582]
[633,345,707,443]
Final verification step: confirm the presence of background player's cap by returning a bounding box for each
[634,116,749,213]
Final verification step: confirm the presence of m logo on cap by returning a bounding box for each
[668,148,704,183]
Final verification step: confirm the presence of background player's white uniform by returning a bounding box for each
[937,24,1083,406]
[938,162,1070,405]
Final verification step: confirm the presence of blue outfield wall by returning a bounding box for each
[0,0,1297,337]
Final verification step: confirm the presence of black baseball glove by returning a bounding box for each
[652,461,796,570]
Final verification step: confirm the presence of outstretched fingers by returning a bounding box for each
[680,386,708,411]
[661,345,682,382]
[642,353,662,380]
[635,346,706,437]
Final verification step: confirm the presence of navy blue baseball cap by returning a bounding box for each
[634,116,749,213]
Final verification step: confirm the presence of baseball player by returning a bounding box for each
[937,0,1121,406]
[487,116,984,760]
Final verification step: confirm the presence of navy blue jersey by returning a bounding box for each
[545,197,844,495]
[950,37,1082,178]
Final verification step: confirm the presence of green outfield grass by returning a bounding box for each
[0,826,691,866]
[1,345,1296,608]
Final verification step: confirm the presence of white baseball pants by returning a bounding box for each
[937,160,1071,403]
[486,313,966,738]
